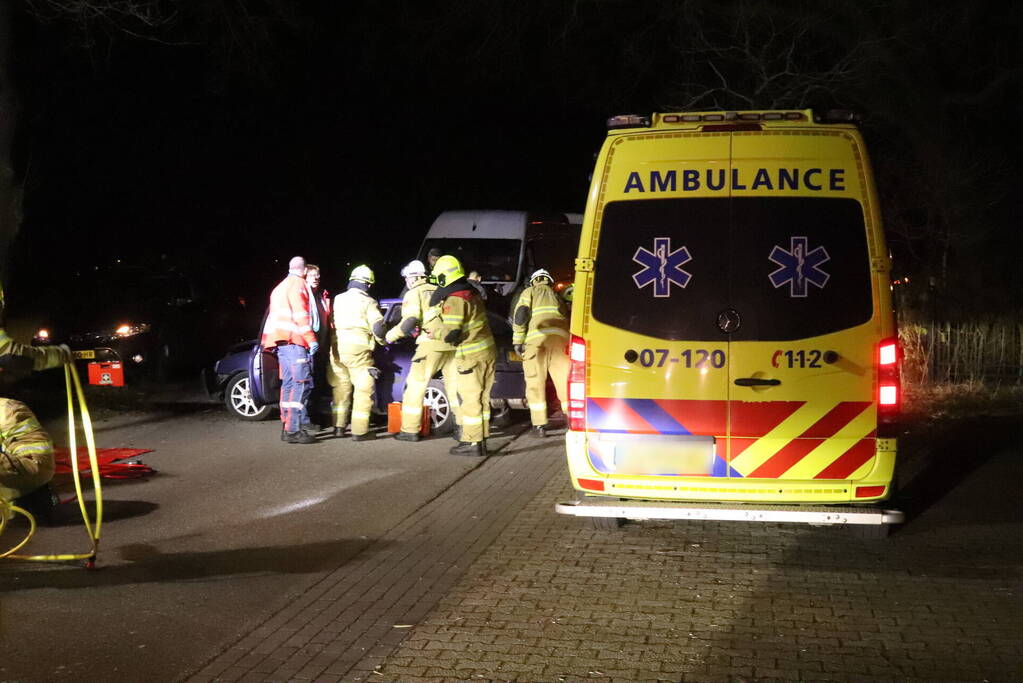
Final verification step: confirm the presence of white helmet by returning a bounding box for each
[350,264,375,284]
[401,259,427,278]
[529,268,553,284]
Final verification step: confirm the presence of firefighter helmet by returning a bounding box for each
[400,259,427,278]
[350,265,375,284]
[432,255,465,287]
[529,268,553,285]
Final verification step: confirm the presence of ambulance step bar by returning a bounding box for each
[555,499,904,526]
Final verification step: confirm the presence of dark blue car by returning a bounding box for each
[203,298,528,432]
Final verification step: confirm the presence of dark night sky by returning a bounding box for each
[9,5,612,302]
[6,2,1023,313]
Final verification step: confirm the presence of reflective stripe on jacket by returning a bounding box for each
[512,283,569,346]
[424,287,495,361]
[261,274,317,349]
[0,398,54,480]
[332,288,384,351]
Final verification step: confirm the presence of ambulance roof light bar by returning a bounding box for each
[659,111,808,124]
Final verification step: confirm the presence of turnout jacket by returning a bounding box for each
[0,398,54,483]
[424,280,495,361]
[0,328,65,382]
[385,281,455,351]
[512,283,569,346]
[332,287,386,351]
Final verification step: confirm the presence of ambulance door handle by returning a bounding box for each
[734,378,781,387]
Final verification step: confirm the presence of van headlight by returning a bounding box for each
[114,323,151,337]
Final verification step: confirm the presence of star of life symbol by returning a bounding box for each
[768,236,830,297]
[632,237,692,297]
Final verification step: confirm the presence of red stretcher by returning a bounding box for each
[53,447,156,480]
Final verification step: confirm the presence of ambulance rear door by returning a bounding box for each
[724,132,878,486]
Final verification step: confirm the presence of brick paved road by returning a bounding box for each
[375,442,1023,681]
[190,422,1023,682]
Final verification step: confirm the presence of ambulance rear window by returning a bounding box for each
[592,197,872,341]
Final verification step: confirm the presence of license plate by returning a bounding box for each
[589,435,715,476]
[73,350,96,360]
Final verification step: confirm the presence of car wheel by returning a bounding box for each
[424,379,455,434]
[225,372,273,421]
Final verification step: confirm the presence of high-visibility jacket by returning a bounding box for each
[261,274,317,350]
[385,280,455,351]
[332,288,385,351]
[424,283,495,361]
[0,328,65,381]
[0,398,54,493]
[512,283,569,346]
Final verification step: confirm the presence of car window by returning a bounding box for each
[593,197,872,341]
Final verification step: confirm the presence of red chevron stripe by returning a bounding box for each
[727,437,758,459]
[747,438,823,478]
[654,399,728,435]
[798,402,872,438]
[814,439,876,479]
[729,401,804,437]
[743,401,872,478]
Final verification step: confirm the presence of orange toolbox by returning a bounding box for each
[386,402,431,436]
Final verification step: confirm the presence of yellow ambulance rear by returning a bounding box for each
[556,110,903,531]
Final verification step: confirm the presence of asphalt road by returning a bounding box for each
[0,382,517,682]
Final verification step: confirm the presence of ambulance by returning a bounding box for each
[555,110,904,534]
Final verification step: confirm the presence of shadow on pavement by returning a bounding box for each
[895,414,1023,527]
[0,538,386,591]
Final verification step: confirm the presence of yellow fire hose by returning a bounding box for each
[0,362,103,567]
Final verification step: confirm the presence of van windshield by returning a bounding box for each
[420,238,520,283]
[592,197,873,341]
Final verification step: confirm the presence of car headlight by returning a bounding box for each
[114,323,151,337]
[34,328,51,342]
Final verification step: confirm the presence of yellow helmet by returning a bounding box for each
[562,284,574,303]
[350,264,375,284]
[431,254,465,287]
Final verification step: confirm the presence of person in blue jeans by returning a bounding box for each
[262,256,319,444]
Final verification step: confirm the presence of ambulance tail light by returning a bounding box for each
[877,338,901,416]
[568,335,587,431]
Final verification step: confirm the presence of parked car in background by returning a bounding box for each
[204,298,532,430]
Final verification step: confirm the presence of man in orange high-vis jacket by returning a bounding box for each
[262,256,319,444]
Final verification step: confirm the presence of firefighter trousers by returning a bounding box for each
[328,348,375,436]
[399,347,461,435]
[456,352,496,443]
[522,334,569,426]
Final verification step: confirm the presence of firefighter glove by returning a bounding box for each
[368,367,381,380]
[514,344,526,356]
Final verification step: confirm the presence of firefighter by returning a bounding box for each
[262,256,319,445]
[329,265,386,441]
[512,269,570,437]
[424,255,495,456]
[387,260,461,442]
[0,283,69,517]
[0,398,55,514]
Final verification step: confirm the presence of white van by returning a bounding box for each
[418,210,581,299]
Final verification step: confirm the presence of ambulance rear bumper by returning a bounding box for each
[555,499,904,526]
